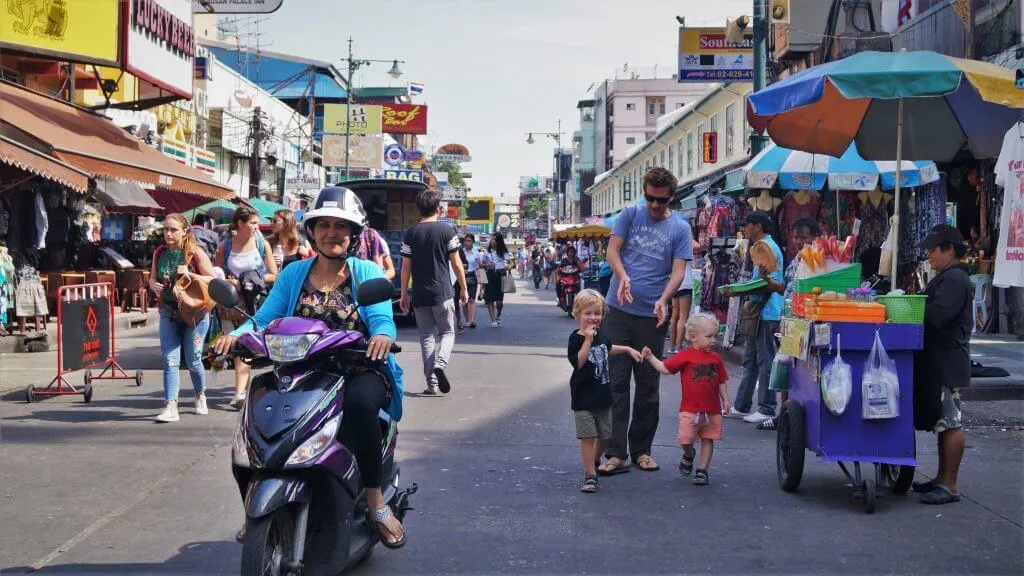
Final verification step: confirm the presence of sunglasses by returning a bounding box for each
[644,193,671,205]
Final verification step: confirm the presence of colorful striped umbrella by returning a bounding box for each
[745,142,940,191]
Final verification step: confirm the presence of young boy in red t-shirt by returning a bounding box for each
[643,313,730,486]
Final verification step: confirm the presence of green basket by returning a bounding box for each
[795,264,862,295]
[723,278,767,295]
[876,294,927,324]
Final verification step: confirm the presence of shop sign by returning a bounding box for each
[322,104,383,135]
[191,146,216,176]
[61,296,112,372]
[125,0,195,99]
[285,176,321,190]
[439,186,468,201]
[464,197,493,225]
[322,135,383,168]
[433,153,472,164]
[191,0,283,13]
[381,104,428,135]
[678,27,753,83]
[384,144,406,166]
[0,0,120,66]
[194,56,211,79]
[162,138,189,164]
[376,169,423,182]
[405,149,424,161]
[702,132,718,164]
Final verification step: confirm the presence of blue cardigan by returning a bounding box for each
[230,257,406,421]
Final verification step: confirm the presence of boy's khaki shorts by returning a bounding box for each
[574,408,612,439]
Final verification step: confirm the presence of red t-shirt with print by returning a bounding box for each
[663,348,729,413]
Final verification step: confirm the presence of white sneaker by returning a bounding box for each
[726,407,749,419]
[491,321,499,328]
[195,395,209,415]
[743,411,774,424]
[229,392,246,411]
[156,401,179,423]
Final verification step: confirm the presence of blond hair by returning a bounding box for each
[686,312,720,338]
[164,213,197,257]
[572,289,606,320]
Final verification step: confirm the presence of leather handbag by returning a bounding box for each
[741,298,766,338]
[173,273,217,327]
[501,271,517,294]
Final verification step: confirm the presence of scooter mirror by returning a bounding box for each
[209,278,240,308]
[356,277,394,307]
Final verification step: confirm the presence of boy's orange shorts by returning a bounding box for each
[678,411,723,445]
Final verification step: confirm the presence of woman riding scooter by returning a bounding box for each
[554,245,582,312]
[214,186,407,549]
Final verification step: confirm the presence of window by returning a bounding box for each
[660,150,665,167]
[626,103,636,111]
[660,99,666,115]
[668,144,675,174]
[677,137,684,175]
[743,94,750,154]
[687,132,693,174]
[625,136,636,145]
[696,123,705,170]
[726,103,735,157]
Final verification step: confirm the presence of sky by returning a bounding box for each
[256,0,753,198]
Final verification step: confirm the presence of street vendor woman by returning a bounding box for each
[913,224,972,506]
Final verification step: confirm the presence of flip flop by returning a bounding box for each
[912,479,936,494]
[634,454,660,472]
[597,457,631,476]
[921,485,961,505]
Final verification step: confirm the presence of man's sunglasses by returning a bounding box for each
[644,193,671,205]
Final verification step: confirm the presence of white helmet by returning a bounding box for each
[303,186,366,258]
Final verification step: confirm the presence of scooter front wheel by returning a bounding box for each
[241,507,297,576]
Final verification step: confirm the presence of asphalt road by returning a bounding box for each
[1,278,1021,575]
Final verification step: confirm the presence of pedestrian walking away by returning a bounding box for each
[400,189,468,395]
[543,242,557,289]
[481,232,510,327]
[150,213,217,422]
[600,167,693,476]
[643,313,729,486]
[912,225,972,505]
[567,289,642,492]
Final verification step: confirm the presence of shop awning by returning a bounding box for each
[0,82,234,201]
[0,134,89,192]
[95,178,164,216]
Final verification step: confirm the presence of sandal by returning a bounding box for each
[635,454,660,472]
[372,505,406,549]
[693,469,709,485]
[597,456,631,476]
[679,450,695,476]
[920,485,960,505]
[580,476,598,493]
[912,479,936,494]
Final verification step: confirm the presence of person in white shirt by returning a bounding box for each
[458,234,480,331]
[481,232,511,327]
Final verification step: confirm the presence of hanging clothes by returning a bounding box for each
[855,193,892,260]
[819,189,857,239]
[0,249,14,326]
[899,176,948,264]
[777,192,822,263]
[697,203,713,252]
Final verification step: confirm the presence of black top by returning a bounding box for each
[531,249,542,266]
[401,221,459,308]
[567,329,614,411]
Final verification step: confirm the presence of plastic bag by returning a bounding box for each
[862,331,900,420]
[821,335,852,416]
[879,236,893,277]
[769,352,794,391]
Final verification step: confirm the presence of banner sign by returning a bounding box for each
[192,0,283,13]
[678,27,753,83]
[433,153,472,164]
[439,186,468,201]
[323,104,383,135]
[0,0,120,66]
[285,176,321,190]
[61,296,111,372]
[381,104,428,135]
[322,135,383,168]
[376,169,423,182]
[464,197,493,224]
[125,0,195,99]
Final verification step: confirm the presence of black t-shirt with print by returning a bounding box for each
[401,221,459,307]
[567,329,614,411]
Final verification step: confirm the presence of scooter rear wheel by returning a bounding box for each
[241,507,297,576]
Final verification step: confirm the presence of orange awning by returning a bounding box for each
[0,81,233,200]
[0,135,89,192]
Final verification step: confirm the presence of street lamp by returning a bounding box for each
[525,119,565,232]
[340,37,405,179]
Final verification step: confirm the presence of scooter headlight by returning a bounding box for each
[285,413,341,468]
[232,420,251,468]
[265,333,318,363]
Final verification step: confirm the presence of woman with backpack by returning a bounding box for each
[214,206,278,409]
[267,209,311,270]
[150,213,217,422]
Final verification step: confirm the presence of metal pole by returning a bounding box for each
[890,98,904,282]
[751,0,768,155]
[344,38,354,181]
[555,120,561,223]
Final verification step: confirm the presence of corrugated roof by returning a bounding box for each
[202,41,348,101]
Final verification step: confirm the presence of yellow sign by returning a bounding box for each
[779,317,812,360]
[464,197,494,225]
[322,104,383,135]
[1,0,120,66]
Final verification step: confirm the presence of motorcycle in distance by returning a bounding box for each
[207,277,417,576]
[556,261,581,318]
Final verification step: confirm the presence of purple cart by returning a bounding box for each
[778,322,923,513]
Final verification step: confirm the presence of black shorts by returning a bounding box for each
[675,288,693,299]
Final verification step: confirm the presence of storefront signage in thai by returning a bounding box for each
[0,0,120,66]
[381,104,428,135]
[322,104,383,135]
[125,0,195,99]
[678,27,753,83]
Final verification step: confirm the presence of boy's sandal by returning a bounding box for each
[597,456,631,476]
[372,505,406,549]
[693,469,709,486]
[580,476,599,493]
[920,485,960,505]
[679,452,695,476]
[634,454,660,472]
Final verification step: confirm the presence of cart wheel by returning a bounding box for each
[83,370,93,388]
[882,464,916,495]
[135,370,144,387]
[83,384,94,404]
[25,385,36,403]
[777,400,806,493]
[863,478,876,514]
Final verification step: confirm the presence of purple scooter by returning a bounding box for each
[208,278,416,575]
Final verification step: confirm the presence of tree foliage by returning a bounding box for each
[524,194,549,219]
[435,160,466,187]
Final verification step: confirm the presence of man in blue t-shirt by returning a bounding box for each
[724,210,784,423]
[598,167,693,476]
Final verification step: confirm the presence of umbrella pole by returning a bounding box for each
[891,98,904,282]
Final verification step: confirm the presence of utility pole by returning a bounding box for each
[249,106,263,199]
[751,0,768,155]
[340,37,405,181]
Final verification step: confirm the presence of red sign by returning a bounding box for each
[702,132,718,164]
[381,104,428,135]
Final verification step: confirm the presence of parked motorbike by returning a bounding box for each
[208,277,416,576]
[556,262,581,317]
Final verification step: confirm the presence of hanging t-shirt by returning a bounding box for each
[993,126,1024,288]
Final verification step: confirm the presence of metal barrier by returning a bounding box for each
[26,282,142,403]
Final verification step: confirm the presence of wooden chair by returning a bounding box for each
[119,269,149,313]
[85,271,117,305]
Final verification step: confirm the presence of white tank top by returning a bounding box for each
[227,249,262,278]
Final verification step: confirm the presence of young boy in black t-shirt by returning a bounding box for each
[567,289,642,493]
